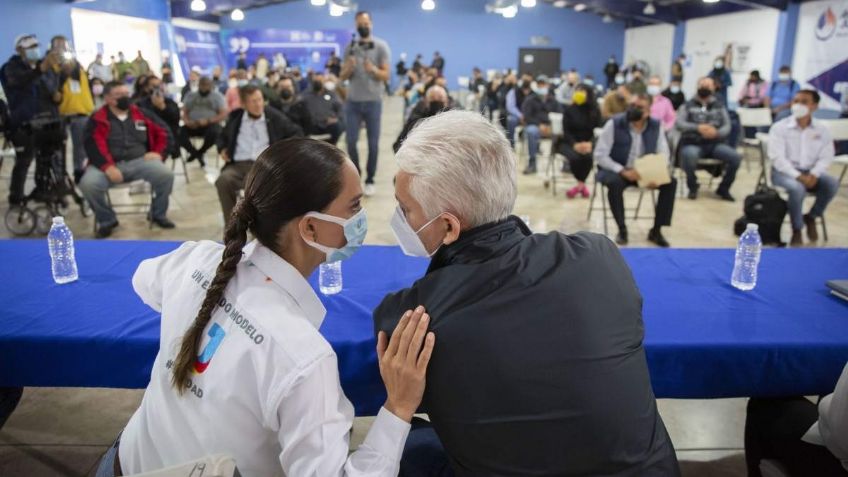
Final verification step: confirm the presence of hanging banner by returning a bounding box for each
[173,25,225,78]
[219,28,353,73]
[792,0,848,110]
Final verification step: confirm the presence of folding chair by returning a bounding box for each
[737,107,773,172]
[819,118,848,186]
[586,175,657,236]
[543,112,564,195]
[92,180,154,233]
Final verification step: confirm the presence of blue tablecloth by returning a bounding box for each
[1,240,847,416]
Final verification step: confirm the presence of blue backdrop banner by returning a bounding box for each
[173,25,226,78]
[220,28,353,73]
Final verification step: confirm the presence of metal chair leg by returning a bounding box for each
[634,189,645,220]
[601,182,608,236]
[587,179,598,220]
[821,215,828,242]
[839,165,847,186]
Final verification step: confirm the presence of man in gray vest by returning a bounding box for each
[340,11,390,197]
[594,93,677,247]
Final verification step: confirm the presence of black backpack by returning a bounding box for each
[734,179,787,246]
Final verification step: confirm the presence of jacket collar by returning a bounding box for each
[242,240,327,329]
[427,216,530,274]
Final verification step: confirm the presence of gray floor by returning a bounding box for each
[1,96,846,476]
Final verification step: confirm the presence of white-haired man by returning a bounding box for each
[374,110,680,476]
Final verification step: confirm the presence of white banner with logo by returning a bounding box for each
[793,0,848,111]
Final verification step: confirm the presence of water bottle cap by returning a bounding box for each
[746,223,759,231]
[52,216,65,225]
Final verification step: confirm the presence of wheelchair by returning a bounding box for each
[4,117,87,236]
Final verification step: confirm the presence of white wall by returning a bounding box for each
[624,24,675,84]
[71,8,162,76]
[683,9,780,104]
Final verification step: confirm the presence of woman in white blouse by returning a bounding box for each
[96,138,435,477]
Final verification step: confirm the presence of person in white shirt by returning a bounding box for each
[95,138,436,477]
[767,89,838,247]
[215,84,302,224]
[745,361,848,476]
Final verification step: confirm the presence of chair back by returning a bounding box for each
[820,118,848,141]
[737,107,773,128]
[548,112,563,137]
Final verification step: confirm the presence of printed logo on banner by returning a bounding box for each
[808,59,848,103]
[229,37,250,54]
[816,7,838,40]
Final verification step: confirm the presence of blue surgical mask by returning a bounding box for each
[302,209,367,263]
[670,85,681,94]
[583,79,594,86]
[24,47,40,62]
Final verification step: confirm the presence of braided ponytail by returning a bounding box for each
[171,198,256,393]
[170,137,347,394]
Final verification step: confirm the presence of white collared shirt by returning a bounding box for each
[233,112,270,162]
[802,362,848,471]
[768,116,835,178]
[122,240,409,477]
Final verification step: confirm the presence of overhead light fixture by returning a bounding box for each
[553,0,567,7]
[502,4,518,17]
[703,0,720,3]
[230,8,245,20]
[521,0,536,7]
[573,3,587,12]
[422,0,435,11]
[190,0,206,12]
[603,13,613,22]
[329,2,344,16]
[643,2,656,14]
[311,0,327,5]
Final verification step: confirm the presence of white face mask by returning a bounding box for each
[791,103,810,119]
[301,209,368,263]
[324,81,336,92]
[647,85,661,96]
[714,61,724,69]
[779,73,791,82]
[390,206,447,258]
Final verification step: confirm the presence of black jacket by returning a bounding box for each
[270,98,310,132]
[0,55,60,130]
[137,96,180,156]
[216,106,303,160]
[393,99,456,153]
[561,102,602,145]
[374,218,680,477]
[521,93,551,126]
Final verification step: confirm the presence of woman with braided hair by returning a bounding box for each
[96,138,436,477]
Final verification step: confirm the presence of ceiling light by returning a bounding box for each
[603,13,613,22]
[230,8,245,20]
[190,0,206,12]
[329,3,344,16]
[502,4,518,17]
[703,0,720,3]
[421,0,435,11]
[573,3,587,12]
[521,0,536,7]
[553,0,567,7]
[311,0,327,5]
[643,2,656,14]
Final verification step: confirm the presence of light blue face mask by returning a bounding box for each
[302,209,367,263]
[24,47,40,62]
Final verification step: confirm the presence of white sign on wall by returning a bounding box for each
[683,9,779,104]
[792,0,848,111]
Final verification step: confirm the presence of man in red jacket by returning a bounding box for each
[80,81,175,238]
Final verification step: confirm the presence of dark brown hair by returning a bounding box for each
[239,84,262,103]
[170,138,348,393]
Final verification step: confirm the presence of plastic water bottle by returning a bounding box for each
[319,261,342,295]
[731,223,762,291]
[47,217,78,284]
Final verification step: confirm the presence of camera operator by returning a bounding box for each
[50,35,94,184]
[339,10,391,197]
[0,34,63,206]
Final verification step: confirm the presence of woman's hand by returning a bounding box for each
[377,306,435,423]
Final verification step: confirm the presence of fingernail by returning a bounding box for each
[415,305,425,313]
[421,314,429,322]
